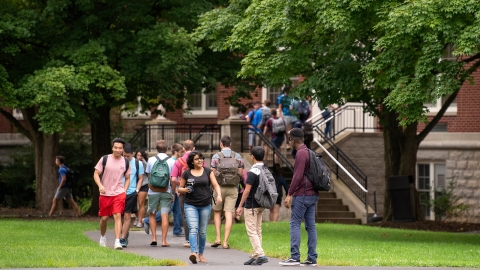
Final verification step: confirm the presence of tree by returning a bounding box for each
[0,0,232,213]
[195,0,480,220]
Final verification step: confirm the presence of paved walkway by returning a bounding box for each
[78,227,470,270]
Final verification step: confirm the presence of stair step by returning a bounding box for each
[319,192,336,198]
[318,198,343,205]
[317,211,356,218]
[317,205,349,211]
[316,218,362,224]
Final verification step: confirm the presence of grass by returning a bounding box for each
[207,221,480,267]
[0,219,183,268]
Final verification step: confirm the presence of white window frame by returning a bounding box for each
[425,95,457,116]
[121,97,151,119]
[183,90,218,118]
[416,162,447,220]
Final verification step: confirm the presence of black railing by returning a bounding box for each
[240,125,294,173]
[312,120,369,208]
[129,124,221,153]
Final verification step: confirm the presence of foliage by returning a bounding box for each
[0,146,36,208]
[423,178,470,221]
[0,219,183,267]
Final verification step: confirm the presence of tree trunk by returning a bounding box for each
[34,133,59,214]
[86,104,112,216]
[382,110,425,221]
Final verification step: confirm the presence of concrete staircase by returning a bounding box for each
[316,191,362,224]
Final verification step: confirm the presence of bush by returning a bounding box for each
[424,178,469,221]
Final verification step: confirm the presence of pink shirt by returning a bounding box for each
[171,152,190,178]
[95,154,131,196]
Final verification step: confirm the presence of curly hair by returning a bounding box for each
[186,151,205,169]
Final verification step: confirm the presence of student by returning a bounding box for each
[133,149,149,228]
[48,156,81,217]
[93,137,131,250]
[236,146,269,266]
[279,128,319,266]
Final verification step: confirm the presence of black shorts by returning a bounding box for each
[124,192,138,213]
[139,185,149,192]
[275,186,283,205]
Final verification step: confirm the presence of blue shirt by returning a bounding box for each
[277,94,292,116]
[58,166,68,188]
[249,108,263,132]
[123,158,145,195]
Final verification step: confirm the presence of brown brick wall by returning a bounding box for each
[418,61,480,132]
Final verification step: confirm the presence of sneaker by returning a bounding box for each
[244,258,256,265]
[174,233,185,237]
[300,260,317,267]
[114,239,123,250]
[251,256,268,265]
[136,222,143,228]
[133,218,138,226]
[183,241,190,248]
[144,222,150,234]
[279,258,300,266]
[120,238,127,248]
[99,237,107,247]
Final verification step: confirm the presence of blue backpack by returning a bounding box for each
[296,99,310,117]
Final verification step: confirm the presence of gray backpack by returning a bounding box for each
[214,151,241,186]
[253,165,278,209]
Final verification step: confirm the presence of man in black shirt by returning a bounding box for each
[236,146,269,266]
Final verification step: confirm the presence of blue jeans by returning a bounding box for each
[172,193,183,235]
[184,203,212,255]
[290,195,318,262]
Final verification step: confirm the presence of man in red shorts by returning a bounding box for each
[93,137,131,250]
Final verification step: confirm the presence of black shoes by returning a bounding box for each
[245,256,268,266]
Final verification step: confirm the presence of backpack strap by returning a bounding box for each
[218,151,225,159]
[135,158,139,182]
[124,157,129,176]
[101,155,108,179]
[178,157,187,169]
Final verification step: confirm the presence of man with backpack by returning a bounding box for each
[210,135,244,249]
[277,86,294,149]
[48,155,81,217]
[235,146,272,266]
[279,128,319,267]
[93,137,131,250]
[145,140,176,247]
[170,139,197,248]
[119,143,144,248]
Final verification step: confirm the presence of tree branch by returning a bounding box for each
[0,108,34,142]
[461,53,480,63]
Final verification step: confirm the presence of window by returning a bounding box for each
[425,94,457,116]
[416,162,446,219]
[121,97,151,119]
[184,91,217,118]
[263,77,300,107]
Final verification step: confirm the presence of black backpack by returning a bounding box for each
[304,149,331,191]
[100,155,130,181]
[63,165,75,188]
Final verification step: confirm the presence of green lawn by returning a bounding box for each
[0,219,183,268]
[1,218,479,267]
[208,221,480,267]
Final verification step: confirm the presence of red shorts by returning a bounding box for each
[98,192,126,217]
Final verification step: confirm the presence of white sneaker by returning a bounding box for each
[133,218,138,226]
[99,237,107,247]
[135,222,143,228]
[114,239,123,250]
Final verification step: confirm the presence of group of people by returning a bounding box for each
[245,87,315,160]
[50,127,318,266]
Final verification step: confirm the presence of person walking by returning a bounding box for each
[246,101,262,149]
[145,140,175,247]
[134,149,149,228]
[277,86,294,149]
[120,143,144,248]
[210,135,244,249]
[48,156,81,217]
[279,128,319,266]
[263,108,286,164]
[93,137,131,250]
[170,143,186,237]
[236,146,269,266]
[178,151,222,264]
[171,140,197,248]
